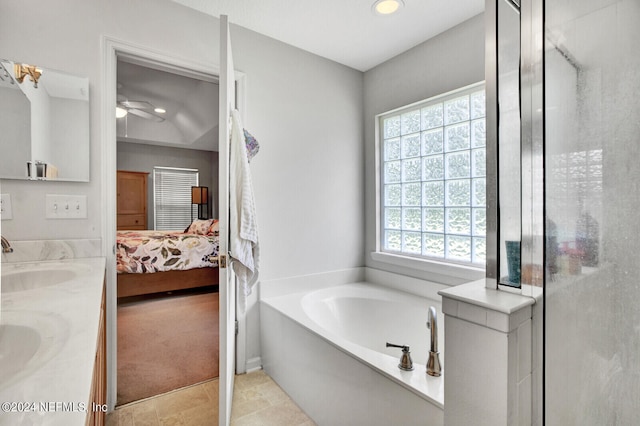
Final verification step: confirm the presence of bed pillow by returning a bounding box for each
[208,219,220,236]
[186,219,215,235]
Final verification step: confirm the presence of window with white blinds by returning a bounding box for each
[153,167,199,230]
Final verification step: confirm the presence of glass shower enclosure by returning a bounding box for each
[493,0,640,423]
[544,0,640,423]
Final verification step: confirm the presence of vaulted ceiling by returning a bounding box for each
[117,0,484,151]
[116,60,220,151]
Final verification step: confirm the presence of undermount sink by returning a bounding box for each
[0,310,69,390]
[1,264,86,293]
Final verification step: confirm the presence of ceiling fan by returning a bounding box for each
[116,95,165,122]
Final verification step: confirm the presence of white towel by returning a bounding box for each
[229,109,260,313]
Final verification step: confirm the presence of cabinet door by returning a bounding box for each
[117,172,147,215]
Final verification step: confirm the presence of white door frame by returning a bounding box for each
[101,36,246,410]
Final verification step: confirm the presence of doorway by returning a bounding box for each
[101,39,226,411]
[114,58,220,406]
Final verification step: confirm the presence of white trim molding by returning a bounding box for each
[370,251,485,283]
[101,35,246,411]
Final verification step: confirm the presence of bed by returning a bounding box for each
[116,219,220,298]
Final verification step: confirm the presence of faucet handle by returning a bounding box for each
[386,342,414,371]
[386,342,408,350]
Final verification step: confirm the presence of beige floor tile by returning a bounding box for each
[255,399,314,426]
[234,370,272,390]
[202,379,219,402]
[157,405,217,426]
[106,410,118,426]
[158,413,186,426]
[234,387,264,404]
[230,413,263,426]
[231,394,271,419]
[109,371,314,426]
[180,402,218,426]
[154,385,212,419]
[131,399,160,426]
[253,380,289,405]
[132,412,161,426]
[116,405,135,426]
[231,399,314,426]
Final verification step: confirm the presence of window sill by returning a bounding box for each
[370,251,485,283]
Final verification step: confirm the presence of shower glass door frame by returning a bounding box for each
[486,0,544,295]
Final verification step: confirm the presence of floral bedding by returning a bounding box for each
[116,230,219,274]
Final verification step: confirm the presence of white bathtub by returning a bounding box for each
[260,281,445,425]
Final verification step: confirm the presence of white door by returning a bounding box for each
[218,14,237,426]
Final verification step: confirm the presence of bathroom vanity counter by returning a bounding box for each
[0,257,106,426]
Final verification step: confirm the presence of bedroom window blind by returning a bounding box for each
[153,167,199,230]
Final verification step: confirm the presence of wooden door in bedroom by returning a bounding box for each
[116,170,148,230]
[218,14,237,426]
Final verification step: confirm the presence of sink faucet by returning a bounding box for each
[1,235,13,253]
[426,306,442,377]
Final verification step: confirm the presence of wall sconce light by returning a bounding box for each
[191,186,209,221]
[14,63,43,88]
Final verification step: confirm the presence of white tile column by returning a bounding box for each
[439,280,537,426]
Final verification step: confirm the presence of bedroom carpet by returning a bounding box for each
[117,287,219,406]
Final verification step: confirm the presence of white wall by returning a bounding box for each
[0,0,363,273]
[0,87,30,178]
[0,0,364,374]
[117,142,218,225]
[231,24,364,366]
[51,97,91,180]
[232,26,365,282]
[363,14,485,283]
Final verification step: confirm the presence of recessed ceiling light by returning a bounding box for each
[372,0,404,15]
[115,106,128,118]
[154,107,166,114]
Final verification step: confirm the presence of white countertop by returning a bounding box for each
[0,257,105,426]
[438,279,537,314]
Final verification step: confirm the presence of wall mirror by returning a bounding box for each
[0,58,90,182]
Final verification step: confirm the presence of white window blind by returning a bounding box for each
[153,167,199,230]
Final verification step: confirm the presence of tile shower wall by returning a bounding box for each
[545,0,640,423]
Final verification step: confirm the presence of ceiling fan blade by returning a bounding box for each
[127,108,165,122]
[120,100,155,109]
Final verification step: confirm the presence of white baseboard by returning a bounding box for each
[245,357,262,373]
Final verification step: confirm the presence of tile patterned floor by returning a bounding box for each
[106,370,315,426]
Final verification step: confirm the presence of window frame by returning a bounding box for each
[152,166,199,231]
[374,82,487,278]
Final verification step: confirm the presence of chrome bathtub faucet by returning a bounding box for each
[426,306,442,377]
[1,235,13,253]
[386,342,414,371]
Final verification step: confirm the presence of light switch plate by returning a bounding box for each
[45,194,87,219]
[1,193,13,220]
